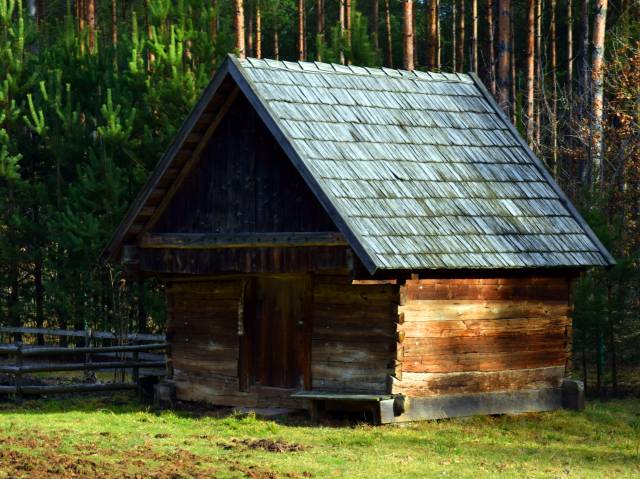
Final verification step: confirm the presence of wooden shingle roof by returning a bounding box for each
[104,55,614,273]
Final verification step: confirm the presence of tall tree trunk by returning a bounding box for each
[298,0,305,60]
[578,0,590,183]
[487,0,496,94]
[372,0,379,50]
[234,0,246,58]
[143,0,155,69]
[452,0,457,71]
[426,0,438,69]
[345,0,352,62]
[456,0,465,72]
[567,0,573,89]
[211,0,218,44]
[535,0,542,147]
[256,2,262,58]
[317,0,324,60]
[77,0,85,55]
[591,0,607,188]
[111,0,118,49]
[274,19,280,59]
[340,0,346,64]
[551,0,558,175]
[384,0,393,66]
[497,0,511,116]
[510,9,516,123]
[436,0,441,67]
[526,0,535,146]
[87,0,96,54]
[247,5,254,57]
[471,0,478,72]
[403,0,415,70]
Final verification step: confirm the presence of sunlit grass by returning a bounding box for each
[0,394,638,478]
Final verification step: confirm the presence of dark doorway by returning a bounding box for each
[244,275,311,390]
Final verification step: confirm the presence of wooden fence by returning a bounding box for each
[0,327,168,400]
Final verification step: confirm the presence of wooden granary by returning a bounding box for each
[105,55,613,423]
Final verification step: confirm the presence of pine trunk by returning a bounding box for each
[340,0,346,64]
[317,0,324,60]
[526,0,535,146]
[471,0,478,72]
[510,13,516,123]
[487,0,496,94]
[426,0,438,69]
[591,0,608,188]
[87,0,96,54]
[452,1,457,71]
[144,0,155,68]
[211,0,218,43]
[579,0,590,112]
[385,0,393,67]
[256,2,262,58]
[551,0,558,175]
[298,0,305,60]
[111,0,118,49]
[567,0,573,88]
[403,0,415,70]
[497,0,511,116]
[535,0,542,147]
[456,0,465,72]
[372,0,379,50]
[234,0,246,58]
[247,6,254,57]
[346,0,352,62]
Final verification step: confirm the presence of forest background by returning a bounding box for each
[0,0,638,397]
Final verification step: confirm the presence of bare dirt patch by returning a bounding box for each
[221,438,307,453]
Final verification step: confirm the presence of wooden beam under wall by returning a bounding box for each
[141,87,241,235]
[139,232,348,249]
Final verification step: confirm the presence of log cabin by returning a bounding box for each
[104,55,613,423]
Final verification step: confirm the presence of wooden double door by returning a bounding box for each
[241,275,311,390]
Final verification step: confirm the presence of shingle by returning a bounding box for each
[237,59,609,270]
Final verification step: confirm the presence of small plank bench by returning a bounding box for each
[291,391,397,424]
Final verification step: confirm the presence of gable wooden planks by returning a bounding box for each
[152,94,337,236]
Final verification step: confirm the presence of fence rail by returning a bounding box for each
[0,327,168,400]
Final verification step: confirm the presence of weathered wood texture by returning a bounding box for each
[153,94,336,235]
[311,274,399,394]
[393,276,572,397]
[138,245,352,275]
[167,274,400,406]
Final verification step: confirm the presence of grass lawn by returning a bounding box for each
[0,394,638,478]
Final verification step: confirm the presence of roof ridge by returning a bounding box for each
[240,56,473,84]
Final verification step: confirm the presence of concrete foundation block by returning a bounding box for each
[562,379,585,411]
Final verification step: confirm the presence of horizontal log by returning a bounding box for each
[140,232,347,249]
[391,366,565,396]
[404,278,569,301]
[398,317,569,338]
[0,360,166,374]
[19,383,138,395]
[402,333,566,357]
[312,340,394,363]
[312,363,391,383]
[0,326,164,342]
[402,349,566,373]
[311,378,388,394]
[398,300,569,321]
[20,343,168,357]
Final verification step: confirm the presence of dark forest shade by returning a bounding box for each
[106,56,610,422]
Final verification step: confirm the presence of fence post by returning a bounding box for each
[15,341,23,403]
[84,329,93,382]
[132,340,140,385]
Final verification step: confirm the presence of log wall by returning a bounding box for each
[392,276,573,398]
[311,275,399,393]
